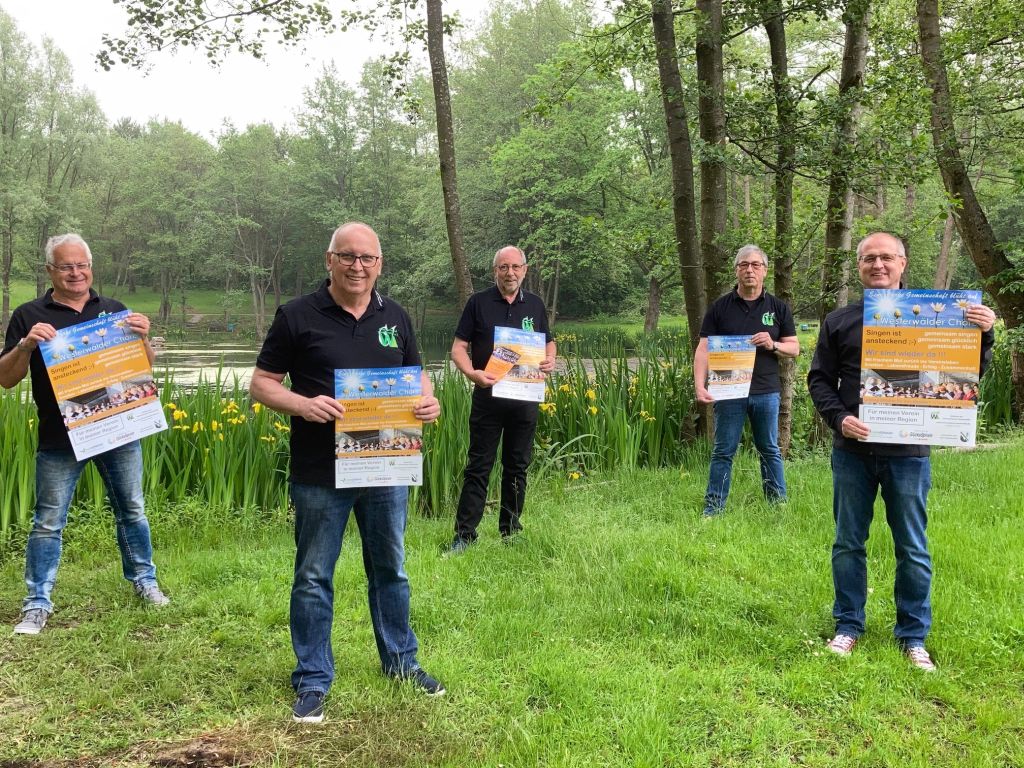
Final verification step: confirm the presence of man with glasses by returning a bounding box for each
[1,233,168,636]
[694,244,799,517]
[250,222,445,723]
[448,246,556,553]
[808,231,996,671]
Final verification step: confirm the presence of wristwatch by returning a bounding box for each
[771,341,778,353]
[17,337,32,352]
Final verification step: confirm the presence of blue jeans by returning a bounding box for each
[24,441,158,613]
[289,482,420,694]
[704,392,787,514]
[831,448,932,647]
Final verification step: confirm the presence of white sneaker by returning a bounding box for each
[826,633,858,656]
[905,646,937,672]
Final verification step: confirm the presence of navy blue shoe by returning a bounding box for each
[292,690,326,723]
[393,668,446,696]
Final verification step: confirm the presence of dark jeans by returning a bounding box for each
[830,448,932,647]
[454,391,538,540]
[289,482,420,694]
[704,392,787,514]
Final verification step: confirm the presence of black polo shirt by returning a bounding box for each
[2,289,127,451]
[454,285,553,389]
[699,287,796,395]
[255,281,422,487]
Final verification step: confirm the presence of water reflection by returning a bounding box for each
[153,340,450,388]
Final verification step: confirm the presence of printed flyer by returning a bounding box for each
[335,366,423,488]
[40,310,167,461]
[706,335,757,401]
[859,289,982,447]
[490,326,546,403]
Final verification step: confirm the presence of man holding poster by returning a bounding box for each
[250,222,444,724]
[693,244,800,517]
[1,234,169,636]
[808,231,996,671]
[449,246,556,553]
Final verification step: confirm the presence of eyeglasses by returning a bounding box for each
[496,263,526,273]
[49,262,92,273]
[735,261,765,271]
[329,251,380,267]
[858,254,902,265]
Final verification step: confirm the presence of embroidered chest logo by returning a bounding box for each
[521,317,535,332]
[378,325,399,348]
[761,312,776,327]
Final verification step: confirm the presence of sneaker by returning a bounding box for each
[445,536,472,556]
[905,646,937,672]
[397,668,446,696]
[292,690,326,723]
[826,633,858,656]
[13,608,50,635]
[135,584,171,606]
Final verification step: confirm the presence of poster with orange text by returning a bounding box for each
[859,289,982,447]
[335,366,423,488]
[40,310,167,460]
[490,327,546,402]
[707,336,757,401]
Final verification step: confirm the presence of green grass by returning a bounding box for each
[1,441,1021,766]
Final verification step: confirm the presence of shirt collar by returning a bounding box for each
[43,287,100,308]
[490,284,524,304]
[316,280,385,313]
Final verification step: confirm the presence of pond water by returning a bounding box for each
[153,338,453,388]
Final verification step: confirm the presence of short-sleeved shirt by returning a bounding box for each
[698,287,796,395]
[255,281,422,487]
[2,289,127,451]
[454,285,553,397]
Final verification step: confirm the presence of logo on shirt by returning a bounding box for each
[522,317,535,332]
[378,325,399,348]
[761,312,776,327]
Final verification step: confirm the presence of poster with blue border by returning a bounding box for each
[334,366,423,488]
[859,289,982,447]
[40,310,167,460]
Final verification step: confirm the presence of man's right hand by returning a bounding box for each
[468,370,498,388]
[695,386,715,404]
[297,395,346,423]
[20,322,58,352]
[840,415,870,440]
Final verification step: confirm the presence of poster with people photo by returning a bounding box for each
[706,335,757,401]
[859,289,983,447]
[40,309,167,460]
[489,326,547,403]
[334,366,423,488]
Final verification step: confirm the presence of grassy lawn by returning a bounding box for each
[1,440,1022,767]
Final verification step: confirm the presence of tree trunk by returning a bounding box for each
[651,0,705,355]
[644,275,662,333]
[933,209,956,289]
[764,1,797,454]
[426,0,474,306]
[696,0,728,304]
[820,0,870,324]
[917,0,1024,421]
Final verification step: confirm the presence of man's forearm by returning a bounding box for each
[0,346,30,389]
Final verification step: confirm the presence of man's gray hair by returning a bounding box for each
[493,246,526,268]
[45,233,93,265]
[855,232,906,260]
[734,244,767,267]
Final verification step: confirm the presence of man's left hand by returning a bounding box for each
[749,332,775,351]
[125,313,151,339]
[414,395,441,424]
[539,356,556,374]
[966,304,996,333]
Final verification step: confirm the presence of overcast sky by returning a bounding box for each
[1,0,485,139]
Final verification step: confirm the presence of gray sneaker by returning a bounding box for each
[13,608,50,635]
[135,584,170,606]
